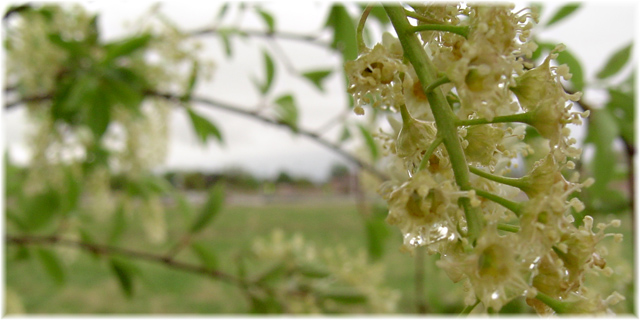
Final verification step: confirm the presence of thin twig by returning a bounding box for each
[147,91,389,181]
[4,90,389,181]
[6,234,243,285]
[187,27,331,50]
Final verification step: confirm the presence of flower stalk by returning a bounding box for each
[385,5,483,244]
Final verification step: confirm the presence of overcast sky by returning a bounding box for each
[3,1,637,182]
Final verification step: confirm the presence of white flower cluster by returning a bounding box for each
[251,229,400,314]
[346,3,624,314]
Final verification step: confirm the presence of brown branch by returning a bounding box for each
[4,90,388,181]
[5,93,52,109]
[6,234,244,286]
[147,91,389,181]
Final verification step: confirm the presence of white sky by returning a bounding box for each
[2,1,638,182]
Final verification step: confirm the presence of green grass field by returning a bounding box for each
[5,198,634,315]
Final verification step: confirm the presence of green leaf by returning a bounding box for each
[183,60,199,101]
[215,3,229,21]
[190,182,225,234]
[605,88,634,144]
[24,189,60,230]
[86,89,111,138]
[61,167,81,214]
[324,4,357,61]
[596,43,632,79]
[555,49,584,91]
[47,34,86,56]
[187,107,223,144]
[360,4,389,25]
[102,79,142,114]
[109,203,127,245]
[173,191,194,223]
[274,94,299,132]
[190,242,218,270]
[103,33,152,63]
[357,124,378,160]
[257,50,275,95]
[253,261,287,284]
[321,288,368,304]
[109,258,135,298]
[143,175,173,195]
[218,29,233,57]
[302,70,332,92]
[256,9,275,33]
[365,218,389,261]
[545,3,581,28]
[584,108,619,197]
[298,263,330,278]
[52,75,99,123]
[36,248,65,286]
[339,126,351,143]
[86,14,99,45]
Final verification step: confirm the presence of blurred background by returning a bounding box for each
[3,1,636,315]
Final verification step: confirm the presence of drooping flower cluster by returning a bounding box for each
[346,3,624,314]
[250,230,400,314]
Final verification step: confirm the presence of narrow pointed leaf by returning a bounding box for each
[109,203,127,245]
[218,29,233,57]
[259,50,275,94]
[545,3,581,28]
[274,94,298,132]
[215,3,229,21]
[365,218,389,261]
[36,248,65,286]
[110,258,135,297]
[86,89,111,139]
[183,60,199,101]
[187,107,223,144]
[256,9,275,33]
[596,43,632,79]
[357,124,378,160]
[103,34,152,63]
[584,108,619,198]
[321,288,368,304]
[556,49,584,91]
[324,4,357,61]
[190,182,225,234]
[302,70,332,92]
[339,126,351,142]
[191,242,218,270]
[360,4,389,25]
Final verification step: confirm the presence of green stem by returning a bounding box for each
[426,76,450,93]
[356,5,373,54]
[456,112,533,126]
[385,5,483,244]
[473,188,522,216]
[410,24,470,38]
[458,298,480,316]
[497,223,520,233]
[535,292,569,314]
[417,136,443,172]
[468,166,528,190]
[404,9,441,24]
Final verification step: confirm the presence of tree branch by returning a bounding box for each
[187,27,332,50]
[148,91,389,181]
[5,90,389,181]
[6,234,243,286]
